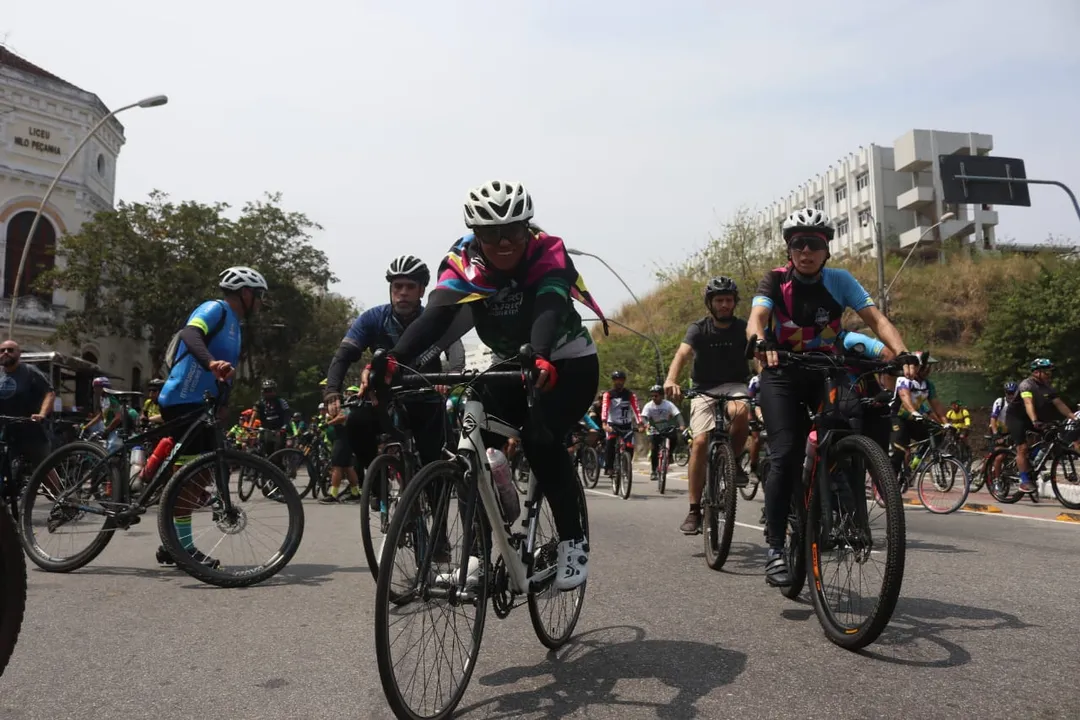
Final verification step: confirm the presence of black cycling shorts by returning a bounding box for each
[160,403,216,455]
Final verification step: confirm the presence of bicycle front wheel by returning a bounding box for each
[529,480,589,649]
[916,456,970,514]
[738,450,759,501]
[375,459,489,720]
[657,446,668,495]
[806,435,904,650]
[618,452,632,499]
[1050,449,1080,509]
[702,441,737,570]
[0,505,26,676]
[581,446,599,489]
[267,448,313,500]
[360,453,406,582]
[158,450,305,588]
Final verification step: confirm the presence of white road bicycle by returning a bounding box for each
[371,346,589,720]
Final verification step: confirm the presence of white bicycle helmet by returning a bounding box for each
[219,266,268,292]
[463,180,534,227]
[385,255,431,286]
[781,208,835,242]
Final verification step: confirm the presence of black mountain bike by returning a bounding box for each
[684,390,742,570]
[0,492,25,677]
[19,385,304,588]
[750,341,907,650]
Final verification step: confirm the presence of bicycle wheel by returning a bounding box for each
[158,449,305,588]
[360,453,406,582]
[916,456,970,514]
[236,463,257,501]
[806,434,904,650]
[618,452,632,499]
[702,441,737,571]
[512,456,531,495]
[674,438,690,467]
[0,504,26,676]
[738,450,759,501]
[657,446,668,495]
[780,494,807,600]
[1049,449,1080,509]
[267,448,313,500]
[19,441,121,573]
[985,448,1023,504]
[529,480,589,649]
[375,459,489,720]
[581,446,599,489]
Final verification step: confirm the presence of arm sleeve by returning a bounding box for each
[178,325,215,369]
[601,391,611,423]
[629,393,642,423]
[391,304,464,364]
[443,339,466,372]
[530,290,571,359]
[840,330,885,358]
[326,343,364,394]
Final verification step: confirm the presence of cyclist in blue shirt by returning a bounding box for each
[156,265,268,567]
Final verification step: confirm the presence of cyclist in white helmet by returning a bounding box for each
[155,265,268,568]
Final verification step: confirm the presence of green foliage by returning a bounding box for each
[978,257,1080,397]
[39,191,359,413]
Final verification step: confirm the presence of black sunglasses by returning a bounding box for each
[473,224,529,246]
[0,347,17,355]
[788,235,829,252]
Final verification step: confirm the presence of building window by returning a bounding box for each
[813,196,824,212]
[837,219,849,237]
[834,185,847,203]
[96,154,106,176]
[131,366,142,392]
[857,208,872,227]
[856,172,869,191]
[4,210,57,302]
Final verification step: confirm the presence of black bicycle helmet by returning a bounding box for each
[704,276,739,308]
[611,370,626,380]
[649,384,663,394]
[262,379,277,391]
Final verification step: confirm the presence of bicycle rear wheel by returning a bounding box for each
[916,456,970,514]
[1050,449,1080,509]
[738,450,759,500]
[360,453,406,582]
[702,441,737,570]
[375,460,489,720]
[806,435,904,650]
[529,480,589,649]
[580,446,599,489]
[0,504,26,676]
[985,448,1023,503]
[267,448,313,500]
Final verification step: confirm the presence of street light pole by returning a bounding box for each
[883,211,955,311]
[565,247,643,307]
[861,212,888,314]
[7,94,168,340]
[583,316,664,387]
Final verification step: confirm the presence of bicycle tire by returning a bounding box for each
[529,480,589,649]
[0,504,26,677]
[582,446,599,489]
[236,464,256,501]
[916,456,971,514]
[738,450,759,501]
[375,459,489,720]
[984,448,1023,504]
[780,494,807,600]
[360,453,406,583]
[657,446,668,495]
[267,448,313,500]
[1050,449,1080,510]
[618,452,632,500]
[158,450,305,588]
[702,441,737,571]
[18,441,121,573]
[806,434,905,650]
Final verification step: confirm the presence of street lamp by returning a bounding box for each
[7,94,169,339]
[859,211,888,313]
[565,247,643,307]
[583,316,664,387]
[883,211,955,311]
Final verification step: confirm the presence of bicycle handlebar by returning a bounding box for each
[744,334,909,377]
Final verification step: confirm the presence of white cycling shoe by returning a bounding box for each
[554,538,590,591]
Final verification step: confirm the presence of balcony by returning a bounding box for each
[0,296,68,328]
[896,186,934,211]
[894,129,994,173]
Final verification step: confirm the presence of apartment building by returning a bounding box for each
[755,129,1000,258]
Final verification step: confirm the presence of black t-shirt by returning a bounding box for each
[1009,376,1059,423]
[0,363,53,417]
[683,316,750,390]
[256,396,290,430]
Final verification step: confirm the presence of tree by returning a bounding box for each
[40,191,359,410]
[978,257,1080,398]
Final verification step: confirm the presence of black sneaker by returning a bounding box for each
[156,545,221,569]
[156,545,175,567]
[679,511,702,535]
[318,493,339,505]
[765,548,791,587]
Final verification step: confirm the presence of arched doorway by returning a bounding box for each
[4,210,57,303]
[131,365,142,392]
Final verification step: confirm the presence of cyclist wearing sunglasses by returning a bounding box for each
[369,180,607,591]
[746,208,918,588]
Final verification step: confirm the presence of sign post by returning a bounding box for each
[939,155,1080,226]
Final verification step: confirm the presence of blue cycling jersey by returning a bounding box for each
[160,300,241,407]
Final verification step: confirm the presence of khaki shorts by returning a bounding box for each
[690,383,750,437]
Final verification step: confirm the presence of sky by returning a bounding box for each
[4,1,1080,337]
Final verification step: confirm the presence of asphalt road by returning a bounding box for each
[3,461,1080,720]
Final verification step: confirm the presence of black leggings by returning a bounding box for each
[482,353,599,542]
[758,366,891,550]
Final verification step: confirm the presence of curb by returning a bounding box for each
[962,503,1002,514]
[904,497,922,506]
[1056,512,1080,523]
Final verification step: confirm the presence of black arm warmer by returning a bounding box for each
[392,304,463,364]
[179,326,215,369]
[530,291,570,359]
[326,343,364,394]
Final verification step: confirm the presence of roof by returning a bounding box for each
[0,45,88,94]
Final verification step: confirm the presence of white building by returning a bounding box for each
[755,129,1000,258]
[0,46,151,397]
[463,343,493,371]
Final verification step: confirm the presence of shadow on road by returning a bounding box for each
[175,563,366,590]
[904,537,977,554]
[459,625,746,719]
[858,596,1035,668]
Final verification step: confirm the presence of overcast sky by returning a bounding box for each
[5,1,1079,327]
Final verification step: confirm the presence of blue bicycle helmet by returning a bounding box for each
[1004,381,1018,393]
[1030,358,1054,371]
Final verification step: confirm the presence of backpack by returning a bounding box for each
[159,300,229,379]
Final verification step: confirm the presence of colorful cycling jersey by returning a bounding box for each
[945,408,971,427]
[342,303,461,374]
[602,388,641,426]
[747,375,760,399]
[990,397,1008,426]
[894,377,936,418]
[580,413,601,432]
[160,300,241,407]
[752,265,875,352]
[641,399,681,433]
[427,231,607,361]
